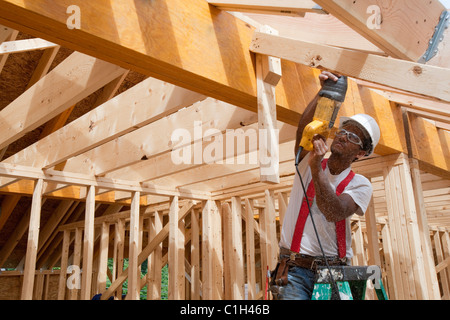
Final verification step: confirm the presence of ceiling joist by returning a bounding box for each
[0,0,447,177]
[250,31,450,103]
[0,76,206,187]
[0,52,126,151]
[207,0,326,16]
[0,1,448,285]
[313,0,446,62]
[0,38,57,55]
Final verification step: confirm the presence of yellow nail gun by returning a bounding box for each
[296,76,348,165]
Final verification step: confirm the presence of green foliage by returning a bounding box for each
[106,258,168,300]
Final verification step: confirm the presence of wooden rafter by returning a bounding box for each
[0,76,205,187]
[240,12,385,55]
[250,32,450,103]
[207,0,326,16]
[0,0,449,302]
[0,52,126,151]
[105,121,296,184]
[313,0,445,61]
[59,98,257,177]
[0,38,57,55]
[0,0,446,177]
[0,162,211,200]
[0,24,18,73]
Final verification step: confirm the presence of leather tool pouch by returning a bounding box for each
[270,257,289,286]
[268,258,290,300]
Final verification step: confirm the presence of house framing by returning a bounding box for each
[0,0,449,300]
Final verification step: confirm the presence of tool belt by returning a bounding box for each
[270,248,348,287]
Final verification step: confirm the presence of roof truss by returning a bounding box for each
[0,0,449,280]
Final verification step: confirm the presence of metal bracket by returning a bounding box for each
[419,10,450,63]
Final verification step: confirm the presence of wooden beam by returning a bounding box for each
[0,38,57,55]
[113,218,125,297]
[0,24,14,43]
[70,228,82,300]
[263,189,278,271]
[436,256,450,274]
[396,155,430,299]
[26,45,60,89]
[0,52,125,151]
[242,12,385,55]
[20,178,43,300]
[0,207,31,267]
[0,0,305,124]
[190,208,200,300]
[365,197,381,267]
[433,230,450,297]
[41,70,129,193]
[407,113,450,179]
[37,200,74,253]
[230,197,244,299]
[60,98,255,177]
[0,25,18,73]
[256,26,280,184]
[57,230,70,300]
[201,199,224,300]
[313,0,445,61]
[207,0,325,16]
[147,210,163,300]
[0,77,205,180]
[373,89,450,119]
[126,191,141,300]
[0,0,446,182]
[168,195,184,300]
[0,194,20,233]
[80,185,95,300]
[0,162,211,200]
[405,108,450,125]
[100,201,195,300]
[244,198,256,300]
[409,158,441,299]
[96,222,109,294]
[277,192,288,235]
[152,139,295,191]
[250,32,450,103]
[106,121,295,186]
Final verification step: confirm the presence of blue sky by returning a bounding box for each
[440,0,450,8]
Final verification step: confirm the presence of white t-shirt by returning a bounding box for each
[279,154,373,258]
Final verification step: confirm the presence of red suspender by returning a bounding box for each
[335,169,355,258]
[290,159,355,258]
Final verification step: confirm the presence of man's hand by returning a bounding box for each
[308,134,328,172]
[319,71,340,87]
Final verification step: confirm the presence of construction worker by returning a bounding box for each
[270,71,381,300]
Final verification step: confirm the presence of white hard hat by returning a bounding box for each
[339,114,380,156]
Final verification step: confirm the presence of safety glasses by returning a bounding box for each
[335,129,364,148]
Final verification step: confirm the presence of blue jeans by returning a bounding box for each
[277,265,316,300]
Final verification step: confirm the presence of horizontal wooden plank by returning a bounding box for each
[0,38,57,54]
[250,32,450,102]
[0,163,210,199]
[408,113,450,179]
[0,52,125,151]
[0,0,446,178]
[313,0,444,61]
[1,76,205,171]
[243,12,385,55]
[207,0,325,16]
